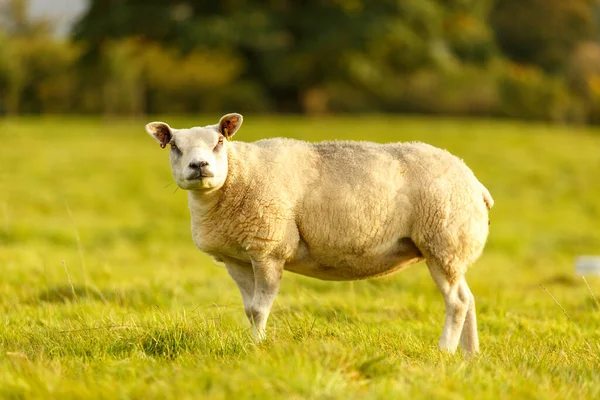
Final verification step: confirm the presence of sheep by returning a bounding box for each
[145,113,494,354]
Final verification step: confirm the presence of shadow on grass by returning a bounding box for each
[540,273,580,287]
[33,284,174,307]
[37,284,106,303]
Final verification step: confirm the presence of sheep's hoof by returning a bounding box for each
[252,328,267,343]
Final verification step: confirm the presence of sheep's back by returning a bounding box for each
[293,140,485,261]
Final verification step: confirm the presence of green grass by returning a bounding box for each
[1,115,599,399]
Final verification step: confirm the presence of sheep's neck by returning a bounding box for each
[188,190,220,219]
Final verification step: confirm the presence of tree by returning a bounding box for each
[0,0,53,37]
[490,0,597,73]
[0,0,76,114]
[72,0,498,113]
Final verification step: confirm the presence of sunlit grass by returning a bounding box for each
[1,115,599,399]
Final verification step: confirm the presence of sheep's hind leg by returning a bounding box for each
[459,279,479,354]
[248,258,284,341]
[427,260,470,353]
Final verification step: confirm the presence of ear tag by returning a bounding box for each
[159,134,169,149]
[224,127,233,141]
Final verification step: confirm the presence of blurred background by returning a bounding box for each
[1,3,600,396]
[1,0,600,123]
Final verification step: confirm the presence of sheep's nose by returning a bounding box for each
[189,161,208,170]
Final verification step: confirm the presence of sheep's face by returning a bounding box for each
[146,113,243,192]
[167,127,229,191]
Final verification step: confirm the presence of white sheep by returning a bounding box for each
[145,113,494,354]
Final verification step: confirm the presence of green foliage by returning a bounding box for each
[444,12,496,64]
[1,116,600,398]
[0,0,79,114]
[373,66,499,116]
[0,35,79,114]
[71,0,501,113]
[0,32,24,114]
[490,0,598,73]
[1,0,600,122]
[567,42,600,124]
[497,63,581,123]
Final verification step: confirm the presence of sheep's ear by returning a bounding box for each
[145,122,172,149]
[218,113,243,141]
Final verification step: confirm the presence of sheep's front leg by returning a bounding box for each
[225,263,255,324]
[249,257,284,341]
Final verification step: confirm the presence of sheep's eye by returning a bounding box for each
[170,143,182,156]
[217,137,224,145]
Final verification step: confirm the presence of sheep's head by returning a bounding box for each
[146,113,243,192]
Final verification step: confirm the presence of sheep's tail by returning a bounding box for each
[480,183,494,210]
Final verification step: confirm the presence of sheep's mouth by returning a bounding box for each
[186,172,215,180]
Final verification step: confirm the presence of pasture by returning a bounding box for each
[0,116,599,399]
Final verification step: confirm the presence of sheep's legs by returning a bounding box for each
[225,263,255,324]
[248,258,283,341]
[427,261,471,353]
[459,279,479,354]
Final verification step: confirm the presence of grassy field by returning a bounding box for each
[1,115,599,399]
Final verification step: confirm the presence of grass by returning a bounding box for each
[1,115,599,399]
